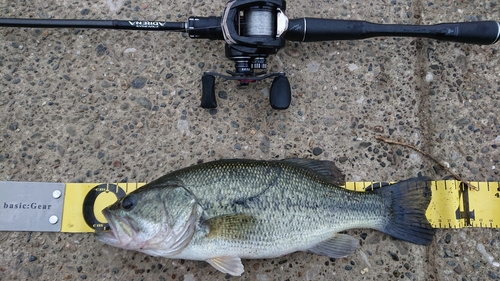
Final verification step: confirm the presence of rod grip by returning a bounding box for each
[285,18,500,45]
[440,21,500,45]
[285,18,368,42]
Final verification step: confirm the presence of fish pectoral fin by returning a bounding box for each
[206,256,244,276]
[205,214,256,240]
[307,234,359,258]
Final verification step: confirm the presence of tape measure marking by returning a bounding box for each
[82,184,126,231]
[61,182,144,232]
[468,181,500,228]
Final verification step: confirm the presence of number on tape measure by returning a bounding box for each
[82,184,127,231]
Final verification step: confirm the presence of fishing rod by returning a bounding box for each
[1,0,499,109]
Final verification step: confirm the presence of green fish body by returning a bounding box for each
[98,159,434,276]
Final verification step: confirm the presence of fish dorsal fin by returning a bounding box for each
[205,214,257,240]
[206,256,244,276]
[307,234,359,258]
[281,158,345,186]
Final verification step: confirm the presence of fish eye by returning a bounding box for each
[121,194,137,211]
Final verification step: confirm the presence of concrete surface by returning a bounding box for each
[0,0,499,280]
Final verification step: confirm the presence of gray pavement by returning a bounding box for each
[1,0,499,280]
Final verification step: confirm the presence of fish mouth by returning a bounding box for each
[96,208,137,248]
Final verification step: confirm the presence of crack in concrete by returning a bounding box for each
[411,0,439,278]
[412,0,435,158]
[416,51,440,281]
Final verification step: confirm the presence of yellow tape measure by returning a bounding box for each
[60,180,500,232]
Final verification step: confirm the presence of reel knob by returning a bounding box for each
[201,74,217,108]
[269,74,291,109]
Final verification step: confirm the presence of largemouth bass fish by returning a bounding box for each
[97,159,434,276]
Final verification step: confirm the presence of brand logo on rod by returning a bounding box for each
[128,21,166,28]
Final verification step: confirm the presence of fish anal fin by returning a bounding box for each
[281,158,345,186]
[307,234,359,258]
[205,214,256,240]
[206,256,244,276]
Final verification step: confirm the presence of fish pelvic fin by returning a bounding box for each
[206,256,244,276]
[307,234,359,258]
[376,176,435,245]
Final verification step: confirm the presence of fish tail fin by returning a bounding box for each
[376,176,435,245]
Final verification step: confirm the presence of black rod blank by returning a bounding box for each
[0,18,186,31]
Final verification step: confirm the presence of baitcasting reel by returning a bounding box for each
[1,0,499,109]
[187,0,291,109]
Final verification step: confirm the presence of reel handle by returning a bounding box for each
[201,75,217,109]
[269,74,291,110]
[285,18,500,45]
